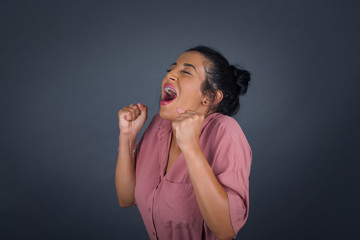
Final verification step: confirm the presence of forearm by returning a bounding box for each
[183,144,235,240]
[115,134,136,207]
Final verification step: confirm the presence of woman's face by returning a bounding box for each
[159,51,211,121]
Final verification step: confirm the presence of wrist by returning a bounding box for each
[119,134,137,156]
[182,143,207,170]
[119,133,137,144]
[181,141,201,156]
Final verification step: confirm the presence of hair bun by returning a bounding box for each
[229,65,251,96]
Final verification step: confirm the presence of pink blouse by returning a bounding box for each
[133,112,252,240]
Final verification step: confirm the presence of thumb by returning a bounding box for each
[137,103,148,120]
[176,106,186,114]
[137,102,147,112]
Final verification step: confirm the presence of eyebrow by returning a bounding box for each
[171,62,198,73]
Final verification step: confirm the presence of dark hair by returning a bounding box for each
[185,45,251,116]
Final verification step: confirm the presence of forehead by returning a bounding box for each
[176,51,210,67]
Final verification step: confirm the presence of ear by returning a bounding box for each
[213,90,223,105]
[202,90,223,106]
[201,97,211,106]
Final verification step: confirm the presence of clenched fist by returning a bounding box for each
[172,107,205,152]
[118,102,148,141]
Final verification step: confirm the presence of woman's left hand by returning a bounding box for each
[172,107,204,152]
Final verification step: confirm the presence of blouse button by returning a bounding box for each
[148,208,151,212]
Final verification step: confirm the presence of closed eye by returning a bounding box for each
[182,70,191,75]
[166,69,192,75]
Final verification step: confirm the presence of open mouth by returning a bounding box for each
[160,84,177,105]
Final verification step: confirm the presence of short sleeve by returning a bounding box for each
[130,131,147,207]
[134,132,145,164]
[217,169,249,237]
[204,116,252,237]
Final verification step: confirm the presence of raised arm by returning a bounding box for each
[115,102,147,207]
[172,107,236,240]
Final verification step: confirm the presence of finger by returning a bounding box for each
[183,111,204,120]
[119,108,130,120]
[138,102,148,118]
[174,111,188,119]
[174,115,189,123]
[128,107,137,120]
[137,102,145,111]
[123,111,132,121]
[176,106,186,114]
[124,105,135,120]
[130,104,141,117]
[175,112,195,120]
[138,102,148,113]
[182,110,200,115]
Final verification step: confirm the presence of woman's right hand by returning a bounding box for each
[118,102,148,140]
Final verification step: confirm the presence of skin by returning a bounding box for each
[159,51,213,121]
[116,51,235,240]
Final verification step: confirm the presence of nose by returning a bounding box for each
[167,70,178,81]
[169,75,176,81]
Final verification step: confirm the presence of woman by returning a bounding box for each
[115,45,252,240]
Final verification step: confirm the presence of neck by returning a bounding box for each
[170,128,181,151]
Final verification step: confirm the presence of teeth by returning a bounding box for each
[164,87,176,95]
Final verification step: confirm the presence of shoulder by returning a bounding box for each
[202,113,251,157]
[202,113,252,174]
[211,113,240,128]
[135,113,166,150]
[203,113,245,140]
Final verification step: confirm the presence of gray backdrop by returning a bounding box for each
[1,0,359,239]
